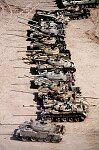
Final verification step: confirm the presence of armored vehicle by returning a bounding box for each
[33,83,81,104]
[26,47,71,61]
[30,70,75,89]
[40,97,88,122]
[30,55,75,74]
[33,70,75,84]
[32,13,58,23]
[43,70,75,85]
[34,47,60,56]
[56,0,98,8]
[13,120,65,142]
[30,77,52,89]
[47,57,76,73]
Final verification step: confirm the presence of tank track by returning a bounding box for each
[41,112,86,122]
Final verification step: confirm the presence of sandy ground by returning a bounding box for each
[0,0,99,150]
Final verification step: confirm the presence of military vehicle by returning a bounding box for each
[30,77,52,89]
[27,28,65,41]
[39,96,88,122]
[48,84,81,97]
[55,0,98,8]
[35,9,69,23]
[26,46,71,60]
[31,13,58,24]
[27,26,64,37]
[13,120,65,142]
[27,48,72,65]
[26,47,61,64]
[30,64,54,74]
[28,54,49,64]
[33,85,81,105]
[28,19,64,30]
[30,57,75,75]
[31,70,75,84]
[47,57,76,73]
[30,69,75,89]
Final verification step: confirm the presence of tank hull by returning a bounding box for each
[13,129,62,142]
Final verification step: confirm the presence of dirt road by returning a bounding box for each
[0,0,99,150]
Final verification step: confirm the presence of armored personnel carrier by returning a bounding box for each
[13,120,65,142]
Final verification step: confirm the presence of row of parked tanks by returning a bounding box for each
[13,2,96,142]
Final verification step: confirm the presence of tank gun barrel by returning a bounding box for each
[23,105,35,107]
[11,89,34,94]
[17,50,42,52]
[7,34,27,38]
[23,104,55,108]
[18,21,32,26]
[0,123,21,126]
[13,114,37,116]
[77,96,99,99]
[23,105,42,107]
[18,16,39,24]
[36,9,53,13]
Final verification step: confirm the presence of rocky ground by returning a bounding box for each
[0,0,99,150]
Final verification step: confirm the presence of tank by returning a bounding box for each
[40,96,89,122]
[27,50,71,65]
[30,77,52,89]
[13,120,65,142]
[26,51,59,65]
[43,70,75,86]
[30,64,53,75]
[32,13,58,23]
[26,47,71,61]
[33,83,81,105]
[47,57,76,73]
[61,6,90,19]
[30,58,75,74]
[54,2,91,19]
[30,70,75,89]
[33,70,74,85]
[57,0,98,8]
[27,46,60,57]
[29,54,49,64]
